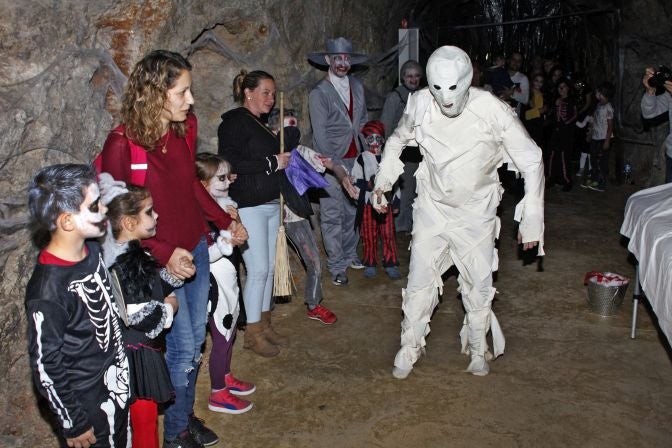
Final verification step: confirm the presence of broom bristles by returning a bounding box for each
[273,224,294,296]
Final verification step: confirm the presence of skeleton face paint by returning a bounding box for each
[133,196,159,240]
[326,53,351,78]
[207,164,232,199]
[426,46,473,117]
[72,183,108,238]
[365,133,384,155]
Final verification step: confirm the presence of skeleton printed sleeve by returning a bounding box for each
[26,299,91,438]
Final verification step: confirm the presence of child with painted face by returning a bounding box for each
[266,108,342,325]
[352,120,401,279]
[97,173,183,448]
[25,164,130,448]
[195,153,256,415]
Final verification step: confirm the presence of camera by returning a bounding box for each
[648,65,672,89]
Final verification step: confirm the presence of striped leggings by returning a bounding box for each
[360,204,398,267]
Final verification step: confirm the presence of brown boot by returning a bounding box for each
[261,311,289,347]
[243,322,279,357]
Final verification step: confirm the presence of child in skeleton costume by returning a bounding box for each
[195,153,257,415]
[25,164,130,448]
[373,46,544,379]
[351,120,401,279]
[98,173,179,448]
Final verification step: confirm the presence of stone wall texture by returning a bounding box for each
[0,0,407,444]
[1,0,671,445]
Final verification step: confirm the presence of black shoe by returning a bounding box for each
[561,183,572,192]
[188,415,218,446]
[332,273,349,286]
[164,430,204,448]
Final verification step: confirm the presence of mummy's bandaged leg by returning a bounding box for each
[393,232,452,379]
[454,241,505,376]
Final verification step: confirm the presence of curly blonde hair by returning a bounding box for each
[121,50,192,149]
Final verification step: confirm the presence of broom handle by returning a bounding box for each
[279,91,285,223]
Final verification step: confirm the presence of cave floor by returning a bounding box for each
[176,178,671,448]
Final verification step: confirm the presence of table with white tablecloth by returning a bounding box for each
[620,183,672,346]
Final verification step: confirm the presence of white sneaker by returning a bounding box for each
[392,366,412,379]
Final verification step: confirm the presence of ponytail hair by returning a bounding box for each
[232,69,275,104]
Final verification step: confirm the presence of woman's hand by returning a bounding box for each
[166,248,196,280]
[225,205,239,221]
[643,67,657,95]
[228,221,248,245]
[275,152,291,170]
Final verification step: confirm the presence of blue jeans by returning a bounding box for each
[163,237,210,440]
[286,218,322,309]
[239,203,280,324]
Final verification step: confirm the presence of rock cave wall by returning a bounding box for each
[0,0,407,443]
[1,0,671,444]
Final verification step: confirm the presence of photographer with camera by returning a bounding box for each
[642,66,672,183]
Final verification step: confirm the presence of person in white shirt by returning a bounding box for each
[508,51,530,117]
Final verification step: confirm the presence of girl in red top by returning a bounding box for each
[98,50,247,448]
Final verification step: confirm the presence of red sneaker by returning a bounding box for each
[208,389,253,414]
[224,373,256,396]
[307,305,337,325]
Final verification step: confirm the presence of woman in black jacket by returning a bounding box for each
[217,70,291,357]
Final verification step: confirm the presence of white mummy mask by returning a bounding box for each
[426,46,473,117]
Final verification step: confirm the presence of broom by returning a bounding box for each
[273,91,294,299]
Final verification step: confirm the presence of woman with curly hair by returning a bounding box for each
[98,50,247,448]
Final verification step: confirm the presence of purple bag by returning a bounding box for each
[285,150,329,195]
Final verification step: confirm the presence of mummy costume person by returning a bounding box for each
[373,46,544,378]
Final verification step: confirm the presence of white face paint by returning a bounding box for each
[326,53,351,78]
[72,183,108,239]
[207,164,232,199]
[402,68,422,91]
[426,46,473,117]
[364,133,384,155]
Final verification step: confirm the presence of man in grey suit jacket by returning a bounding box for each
[308,37,368,285]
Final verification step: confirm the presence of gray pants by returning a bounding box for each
[319,164,358,277]
[285,219,322,309]
[394,161,419,233]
